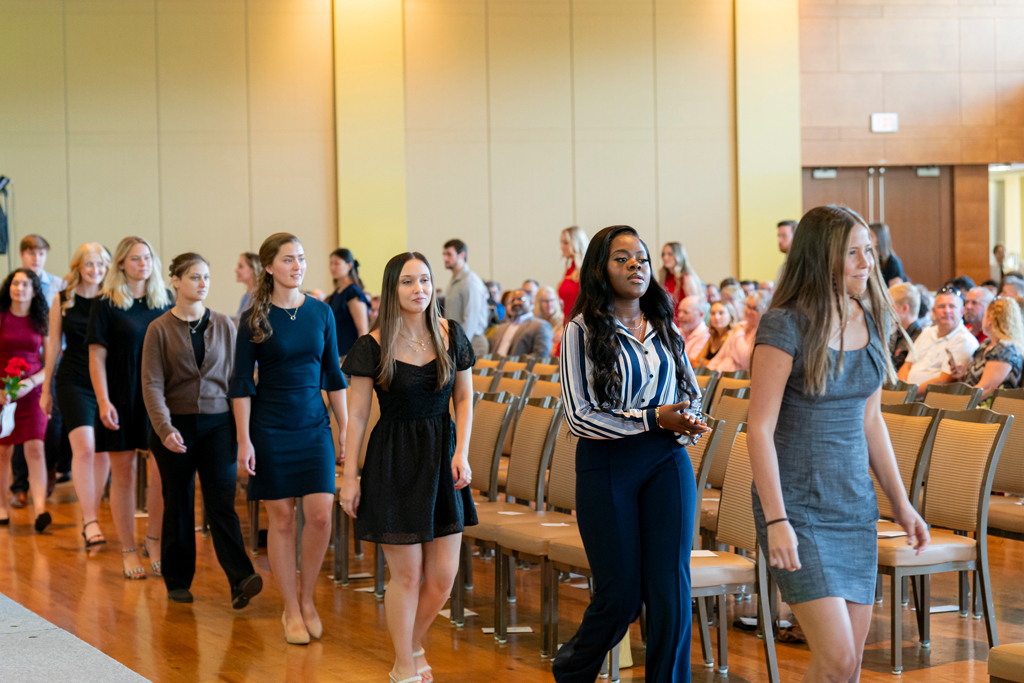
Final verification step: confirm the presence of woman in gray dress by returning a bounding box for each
[747,205,930,682]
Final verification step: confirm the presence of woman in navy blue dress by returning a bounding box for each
[327,248,370,360]
[230,233,348,646]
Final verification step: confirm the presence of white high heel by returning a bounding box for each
[412,649,432,681]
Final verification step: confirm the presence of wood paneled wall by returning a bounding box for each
[799,0,1024,167]
[0,0,336,314]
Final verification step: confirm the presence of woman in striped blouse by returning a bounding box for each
[555,225,709,683]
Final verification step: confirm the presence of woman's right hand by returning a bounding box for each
[163,431,187,454]
[98,400,120,431]
[237,439,256,476]
[767,521,801,571]
[339,477,360,519]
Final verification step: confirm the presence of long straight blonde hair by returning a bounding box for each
[62,242,111,314]
[771,205,901,395]
[659,242,704,300]
[562,226,588,281]
[101,236,170,311]
[373,252,453,391]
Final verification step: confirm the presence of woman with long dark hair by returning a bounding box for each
[868,222,908,285]
[340,252,475,683]
[327,248,370,360]
[556,225,708,683]
[40,243,111,547]
[748,206,929,681]
[0,269,52,532]
[88,236,172,578]
[230,233,347,644]
[143,253,261,606]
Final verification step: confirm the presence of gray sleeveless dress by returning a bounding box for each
[751,305,885,605]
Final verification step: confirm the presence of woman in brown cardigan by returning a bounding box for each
[141,253,261,606]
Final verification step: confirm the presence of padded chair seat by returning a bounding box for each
[465,506,571,542]
[877,520,902,533]
[877,529,976,567]
[989,495,1024,535]
[547,532,588,569]
[703,487,721,503]
[701,501,719,534]
[691,552,755,589]
[989,642,1024,682]
[496,519,580,556]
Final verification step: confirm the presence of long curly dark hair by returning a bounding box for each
[570,225,687,408]
[0,268,49,336]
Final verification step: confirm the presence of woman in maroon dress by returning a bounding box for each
[0,269,51,532]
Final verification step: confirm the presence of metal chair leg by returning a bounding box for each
[248,499,260,556]
[332,501,343,584]
[875,574,883,603]
[540,559,551,657]
[549,563,560,657]
[716,593,729,673]
[901,575,909,606]
[978,551,999,647]
[972,570,982,619]
[891,570,903,675]
[339,508,350,586]
[697,598,714,668]
[450,545,465,627]
[756,553,780,683]
[919,574,930,647]
[959,570,970,617]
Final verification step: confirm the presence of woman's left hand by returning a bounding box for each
[894,502,930,555]
[452,454,471,490]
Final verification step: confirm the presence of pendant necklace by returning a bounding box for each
[286,307,298,321]
[188,316,203,334]
[398,329,429,353]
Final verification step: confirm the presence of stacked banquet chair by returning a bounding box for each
[701,388,750,550]
[876,408,1012,674]
[693,367,720,407]
[988,389,1024,542]
[881,379,918,406]
[922,382,983,411]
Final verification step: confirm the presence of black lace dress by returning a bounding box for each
[342,320,478,544]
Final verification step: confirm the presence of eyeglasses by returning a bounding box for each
[937,285,963,300]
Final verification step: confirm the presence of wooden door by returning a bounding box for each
[802,168,870,218]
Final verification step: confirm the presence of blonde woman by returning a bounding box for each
[535,286,565,356]
[693,300,738,367]
[230,233,348,644]
[40,243,111,548]
[341,252,475,683]
[958,297,1024,403]
[558,226,588,316]
[87,236,172,579]
[235,252,262,317]
[660,242,704,304]
[707,291,771,372]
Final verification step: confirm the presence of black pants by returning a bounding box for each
[552,429,696,683]
[150,413,254,593]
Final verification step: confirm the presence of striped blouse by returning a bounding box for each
[559,314,703,443]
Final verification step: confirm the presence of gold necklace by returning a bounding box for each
[398,329,429,352]
[619,314,645,331]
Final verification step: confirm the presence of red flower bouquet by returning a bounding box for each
[3,357,31,401]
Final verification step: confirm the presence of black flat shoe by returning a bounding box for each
[232,573,263,609]
[168,589,194,603]
[34,512,51,533]
[0,518,9,526]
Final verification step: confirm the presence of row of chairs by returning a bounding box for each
[474,354,559,377]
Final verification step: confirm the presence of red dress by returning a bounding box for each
[0,313,46,445]
[558,263,580,318]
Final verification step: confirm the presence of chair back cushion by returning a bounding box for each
[710,376,750,413]
[923,391,974,412]
[546,421,578,511]
[467,397,512,497]
[531,379,562,399]
[881,389,909,405]
[707,395,749,488]
[991,394,1024,495]
[532,362,559,376]
[716,430,757,554]
[506,404,558,501]
[924,419,1001,532]
[875,411,933,517]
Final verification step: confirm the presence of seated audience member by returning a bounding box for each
[368,295,380,327]
[1001,275,1024,304]
[739,280,758,295]
[534,286,565,356]
[915,285,933,327]
[898,287,979,398]
[719,283,745,308]
[693,300,738,367]
[964,286,994,343]
[521,279,540,300]
[889,283,923,372]
[719,277,739,291]
[993,243,1007,283]
[946,275,976,295]
[485,280,505,326]
[981,280,1000,297]
[758,280,775,295]
[957,297,1024,403]
[489,289,553,357]
[705,284,721,304]
[676,296,710,364]
[707,291,770,372]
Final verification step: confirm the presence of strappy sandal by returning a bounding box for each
[122,548,147,580]
[142,535,162,576]
[389,675,421,683]
[82,520,106,548]
[412,650,432,683]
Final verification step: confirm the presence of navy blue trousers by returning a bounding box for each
[552,429,696,683]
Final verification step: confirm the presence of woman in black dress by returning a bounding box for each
[230,233,348,645]
[40,243,111,548]
[340,252,475,683]
[87,236,172,579]
[327,248,370,360]
[869,222,908,285]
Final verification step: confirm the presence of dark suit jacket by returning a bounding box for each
[489,317,553,357]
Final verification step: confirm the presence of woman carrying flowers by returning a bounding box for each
[0,269,51,531]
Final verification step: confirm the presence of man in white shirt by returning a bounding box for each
[490,289,552,357]
[898,289,979,399]
[442,239,490,357]
[676,295,709,363]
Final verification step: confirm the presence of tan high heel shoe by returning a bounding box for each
[282,612,310,645]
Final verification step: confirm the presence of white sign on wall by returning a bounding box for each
[871,113,899,133]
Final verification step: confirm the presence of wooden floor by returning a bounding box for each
[2,483,1023,682]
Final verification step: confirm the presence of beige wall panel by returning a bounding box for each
[801,73,884,127]
[404,0,490,278]
[995,19,1024,72]
[572,0,657,236]
[66,135,161,252]
[247,0,335,293]
[960,19,995,72]
[883,73,961,127]
[65,8,158,133]
[159,137,250,314]
[656,0,736,283]
[799,17,837,73]
[961,72,997,127]
[0,5,65,134]
[838,18,959,73]
[488,0,574,290]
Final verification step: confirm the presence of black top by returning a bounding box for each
[56,291,96,387]
[328,283,371,357]
[186,309,211,369]
[880,253,907,284]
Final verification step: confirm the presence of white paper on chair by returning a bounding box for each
[739,616,791,629]
[348,572,373,579]
[690,550,717,558]
[541,523,570,527]
[498,511,526,516]
[439,609,477,618]
[570,582,589,589]
[354,586,383,593]
[877,530,907,538]
[482,627,533,634]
